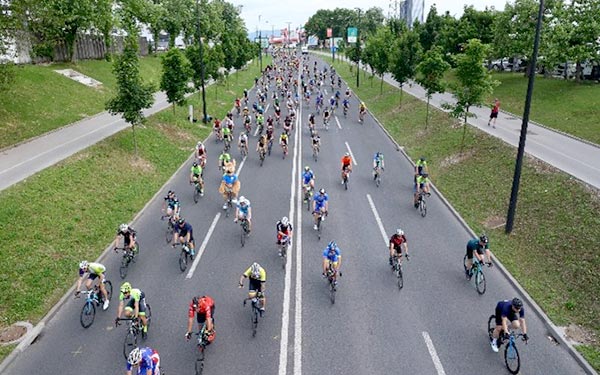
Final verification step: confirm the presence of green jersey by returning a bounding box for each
[120,288,143,302]
[191,165,202,176]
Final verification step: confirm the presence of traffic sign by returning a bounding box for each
[347,27,357,43]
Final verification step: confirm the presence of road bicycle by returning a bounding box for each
[213,127,222,143]
[391,253,409,290]
[162,215,175,244]
[238,217,250,247]
[487,315,527,374]
[359,110,366,124]
[267,138,273,156]
[258,147,266,167]
[325,263,341,304]
[373,166,383,187]
[239,142,248,157]
[193,324,211,375]
[281,142,288,159]
[342,169,350,190]
[314,210,326,240]
[343,105,348,118]
[174,241,195,272]
[223,136,231,152]
[463,255,487,295]
[224,188,234,217]
[278,235,290,269]
[192,178,204,204]
[115,244,140,279]
[116,304,152,360]
[416,191,429,217]
[77,279,113,328]
[323,116,330,131]
[312,143,319,162]
[243,292,264,337]
[303,185,313,211]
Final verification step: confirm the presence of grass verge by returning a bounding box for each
[333,59,600,370]
[0,55,163,149]
[0,56,270,362]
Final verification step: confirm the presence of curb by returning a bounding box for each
[350,86,598,375]
[0,70,254,374]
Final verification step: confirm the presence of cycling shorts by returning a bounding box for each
[494,306,519,326]
[196,306,215,324]
[466,245,485,260]
[125,298,147,316]
[249,278,263,292]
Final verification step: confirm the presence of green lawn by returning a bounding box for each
[334,60,600,371]
[0,58,268,362]
[0,55,163,149]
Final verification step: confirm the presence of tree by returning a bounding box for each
[160,47,192,112]
[106,29,155,156]
[161,0,194,47]
[418,5,442,52]
[363,26,393,93]
[563,0,600,81]
[389,26,422,107]
[444,39,498,151]
[416,47,450,129]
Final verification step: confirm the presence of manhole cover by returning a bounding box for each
[0,322,32,345]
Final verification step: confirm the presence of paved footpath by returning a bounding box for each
[322,52,600,190]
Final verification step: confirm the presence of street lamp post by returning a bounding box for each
[195,0,208,123]
[505,0,545,233]
[356,8,361,88]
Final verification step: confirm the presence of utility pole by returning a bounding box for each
[258,15,262,73]
[195,0,208,123]
[356,8,361,87]
[505,0,545,233]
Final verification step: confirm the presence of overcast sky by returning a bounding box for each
[230,0,509,34]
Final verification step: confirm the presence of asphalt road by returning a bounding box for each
[4,53,587,375]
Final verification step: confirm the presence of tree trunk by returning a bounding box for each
[172,103,175,114]
[399,84,404,108]
[460,108,469,154]
[380,74,384,94]
[575,61,583,82]
[132,124,139,156]
[425,95,430,129]
[68,29,78,63]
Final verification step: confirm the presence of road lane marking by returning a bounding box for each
[335,116,342,129]
[366,194,389,246]
[293,92,303,375]
[344,141,358,166]
[185,213,221,279]
[422,331,447,375]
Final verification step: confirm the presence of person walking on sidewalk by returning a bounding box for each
[488,98,500,128]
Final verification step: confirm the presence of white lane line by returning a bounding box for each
[335,116,342,129]
[422,331,447,375]
[185,213,221,279]
[344,141,358,166]
[237,155,247,176]
[293,88,303,375]
[366,194,389,246]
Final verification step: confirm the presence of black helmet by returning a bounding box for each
[479,234,489,244]
[420,156,426,161]
[178,218,185,225]
[511,298,523,309]
[193,162,198,167]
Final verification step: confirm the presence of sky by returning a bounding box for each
[230,0,509,35]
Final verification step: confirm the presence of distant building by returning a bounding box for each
[395,0,424,29]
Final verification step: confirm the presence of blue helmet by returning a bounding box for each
[327,241,337,251]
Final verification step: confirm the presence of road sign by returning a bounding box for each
[326,28,332,38]
[347,27,357,43]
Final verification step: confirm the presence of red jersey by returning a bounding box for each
[341,156,352,166]
[389,234,407,249]
[188,296,215,318]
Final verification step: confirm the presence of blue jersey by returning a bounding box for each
[237,202,250,215]
[126,347,159,373]
[467,238,489,251]
[496,300,525,319]
[175,222,193,238]
[374,153,384,166]
[313,193,329,209]
[222,173,238,185]
[343,99,349,107]
[302,171,314,185]
[323,247,341,262]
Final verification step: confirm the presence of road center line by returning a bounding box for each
[422,331,447,375]
[344,141,358,166]
[366,194,389,246]
[185,213,221,279]
[335,116,342,130]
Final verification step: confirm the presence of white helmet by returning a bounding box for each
[119,223,128,232]
[197,141,203,148]
[396,228,404,236]
[281,216,289,226]
[79,260,88,269]
[128,347,142,365]
[251,262,261,278]
[240,196,249,205]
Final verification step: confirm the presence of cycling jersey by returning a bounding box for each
[416,175,430,186]
[341,156,352,167]
[218,153,231,163]
[196,147,205,156]
[467,238,489,252]
[276,222,293,235]
[80,262,105,277]
[243,266,266,282]
[120,288,144,302]
[191,165,202,176]
[236,202,250,216]
[280,135,288,144]
[389,234,407,251]
[313,193,329,210]
[164,195,180,209]
[239,135,248,144]
[416,159,428,174]
[495,300,525,325]
[117,229,136,246]
[302,170,314,185]
[222,173,238,185]
[374,153,384,166]
[323,247,341,262]
[126,347,159,374]
[175,222,194,239]
[311,136,320,145]
[222,128,231,137]
[188,296,215,319]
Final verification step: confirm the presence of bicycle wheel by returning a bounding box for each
[281,244,287,269]
[317,218,322,240]
[240,224,246,247]
[165,225,173,244]
[420,198,427,217]
[104,280,113,301]
[80,301,96,328]
[505,341,521,374]
[193,185,200,204]
[487,315,496,340]
[475,269,486,295]
[463,254,469,274]
[179,250,188,272]
[260,153,264,167]
[195,346,205,375]
[123,331,137,360]
[313,149,318,162]
[251,305,258,338]
[376,174,381,187]
[120,256,129,279]
[396,265,404,290]
[329,279,336,304]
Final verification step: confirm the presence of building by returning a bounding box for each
[395,0,424,29]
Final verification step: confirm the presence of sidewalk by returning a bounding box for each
[319,51,600,190]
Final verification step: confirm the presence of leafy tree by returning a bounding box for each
[389,26,422,107]
[435,11,460,59]
[160,47,192,112]
[416,46,450,128]
[363,26,393,93]
[443,39,498,151]
[457,6,497,47]
[106,28,155,155]
[161,0,194,47]
[361,7,385,36]
[93,0,116,60]
[563,0,600,81]
[418,5,442,52]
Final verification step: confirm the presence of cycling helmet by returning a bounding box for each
[421,173,429,178]
[511,298,523,310]
[282,216,289,226]
[197,141,203,148]
[79,260,88,269]
[120,282,132,294]
[178,218,185,225]
[345,152,350,157]
[167,190,174,195]
[396,229,404,236]
[128,347,142,365]
[239,196,248,205]
[420,156,426,161]
[119,223,129,232]
[479,234,489,244]
[304,166,310,171]
[327,241,337,251]
[319,188,326,194]
[192,162,198,167]
[251,262,261,278]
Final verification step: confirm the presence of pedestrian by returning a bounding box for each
[488,98,500,128]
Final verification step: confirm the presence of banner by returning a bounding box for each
[347,27,357,43]
[326,28,332,38]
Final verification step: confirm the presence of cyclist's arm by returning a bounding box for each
[501,316,510,334]
[322,258,329,273]
[116,300,124,319]
[520,317,527,335]
[185,230,191,244]
[247,207,252,220]
[112,234,121,249]
[402,242,408,255]
[75,274,84,293]
[336,255,342,269]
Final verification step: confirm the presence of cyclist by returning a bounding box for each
[342,97,350,116]
[312,188,329,230]
[276,216,293,253]
[218,151,236,172]
[224,112,235,133]
[234,98,241,114]
[311,131,321,152]
[116,282,149,334]
[283,115,292,135]
[172,217,195,256]
[490,298,528,353]
[234,196,252,233]
[125,346,160,375]
[359,101,367,121]
[185,295,216,344]
[238,131,249,155]
[239,262,267,312]
[465,234,492,278]
[243,88,248,103]
[302,165,315,195]
[413,173,431,208]
[76,261,110,310]
[373,152,385,180]
[195,141,207,168]
[162,190,180,220]
[322,241,342,284]
[388,229,408,266]
[190,162,204,196]
[213,118,222,141]
[113,223,138,256]
[256,112,264,132]
[341,152,353,184]
[219,168,240,209]
[242,106,249,117]
[329,96,336,111]
[308,113,316,132]
[256,134,268,157]
[323,107,331,126]
[415,156,429,179]
[222,126,232,147]
[279,132,289,154]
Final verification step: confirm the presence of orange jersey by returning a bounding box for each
[341,156,352,166]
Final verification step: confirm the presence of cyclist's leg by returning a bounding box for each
[138,299,148,329]
[98,273,108,301]
[259,282,266,310]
